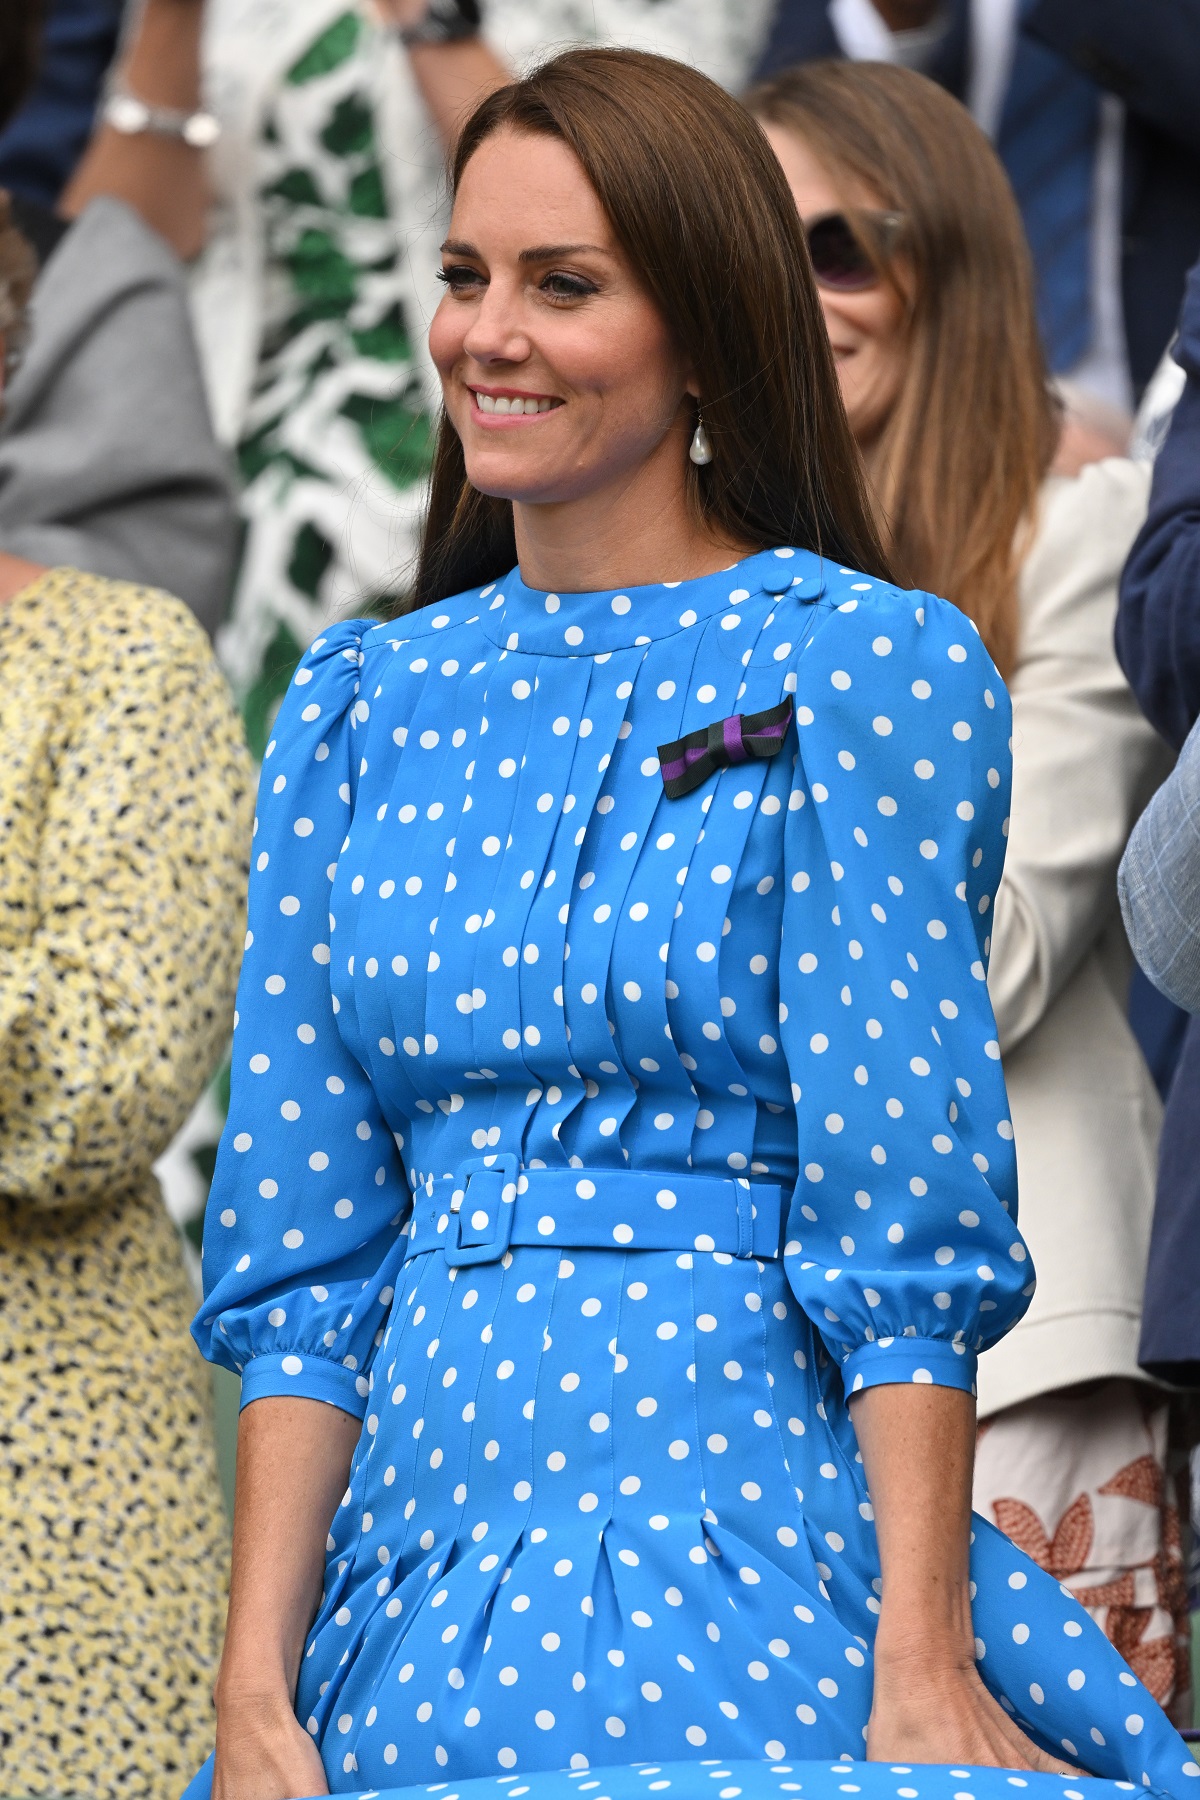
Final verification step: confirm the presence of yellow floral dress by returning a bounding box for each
[0,569,253,1800]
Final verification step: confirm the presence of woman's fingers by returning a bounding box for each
[212,1714,329,1800]
[868,1662,1089,1778]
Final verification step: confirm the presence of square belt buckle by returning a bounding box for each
[446,1153,519,1267]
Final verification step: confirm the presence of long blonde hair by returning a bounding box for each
[749,61,1059,678]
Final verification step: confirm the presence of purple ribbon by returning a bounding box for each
[658,695,793,799]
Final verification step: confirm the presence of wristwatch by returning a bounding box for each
[103,88,221,150]
[397,0,482,49]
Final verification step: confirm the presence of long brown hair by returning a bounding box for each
[407,46,891,611]
[749,61,1059,677]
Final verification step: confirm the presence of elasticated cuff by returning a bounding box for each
[842,1335,977,1398]
[237,1350,369,1417]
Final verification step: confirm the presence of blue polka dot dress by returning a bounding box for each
[191,549,1198,1800]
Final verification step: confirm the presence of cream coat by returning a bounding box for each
[977,457,1169,1418]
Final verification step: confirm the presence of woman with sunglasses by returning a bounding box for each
[749,62,1182,1716]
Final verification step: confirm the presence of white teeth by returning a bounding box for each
[474,392,557,415]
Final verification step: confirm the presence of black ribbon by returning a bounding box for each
[657,695,794,799]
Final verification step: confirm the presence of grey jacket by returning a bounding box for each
[1120,714,1200,1014]
[0,197,236,636]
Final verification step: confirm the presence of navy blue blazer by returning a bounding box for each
[1116,259,1200,1383]
[0,0,126,211]
[1026,0,1200,397]
[756,0,967,97]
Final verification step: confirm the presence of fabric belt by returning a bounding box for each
[404,1155,783,1268]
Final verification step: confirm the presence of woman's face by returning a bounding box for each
[762,123,908,451]
[429,128,695,510]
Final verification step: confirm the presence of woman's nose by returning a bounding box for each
[461,279,531,366]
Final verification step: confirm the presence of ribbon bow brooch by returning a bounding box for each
[657,695,794,799]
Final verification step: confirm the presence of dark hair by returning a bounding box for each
[0,0,43,136]
[748,61,1059,678]
[406,46,891,611]
[0,191,37,373]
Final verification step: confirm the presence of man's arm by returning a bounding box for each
[1026,0,1200,162]
[1116,255,1200,748]
[1120,714,1200,1015]
[378,0,508,151]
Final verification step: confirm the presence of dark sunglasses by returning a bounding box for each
[804,210,904,291]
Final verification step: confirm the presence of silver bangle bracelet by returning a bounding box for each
[103,88,221,149]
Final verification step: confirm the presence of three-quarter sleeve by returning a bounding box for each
[192,622,411,1418]
[0,580,252,1206]
[778,583,1030,1398]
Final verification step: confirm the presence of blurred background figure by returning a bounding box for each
[1121,714,1200,1020]
[1115,255,1200,1396]
[0,0,238,632]
[0,0,124,254]
[748,60,1186,1718]
[0,190,253,1799]
[753,0,1200,476]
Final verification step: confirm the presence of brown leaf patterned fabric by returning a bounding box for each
[975,1379,1191,1725]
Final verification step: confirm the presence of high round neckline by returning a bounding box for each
[477,547,815,657]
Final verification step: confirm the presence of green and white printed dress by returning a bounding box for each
[194,0,438,756]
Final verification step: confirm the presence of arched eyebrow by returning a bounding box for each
[439,239,611,262]
[516,244,609,262]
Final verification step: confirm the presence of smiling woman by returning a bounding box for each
[410,50,886,607]
[187,46,1198,1800]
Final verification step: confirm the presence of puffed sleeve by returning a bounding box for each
[778,583,1030,1398]
[192,622,411,1419]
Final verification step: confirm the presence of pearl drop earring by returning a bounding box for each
[689,408,713,466]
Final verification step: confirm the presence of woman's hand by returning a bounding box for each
[212,1688,329,1800]
[869,1646,1077,1774]
[208,1398,361,1800]
[850,1384,1081,1779]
